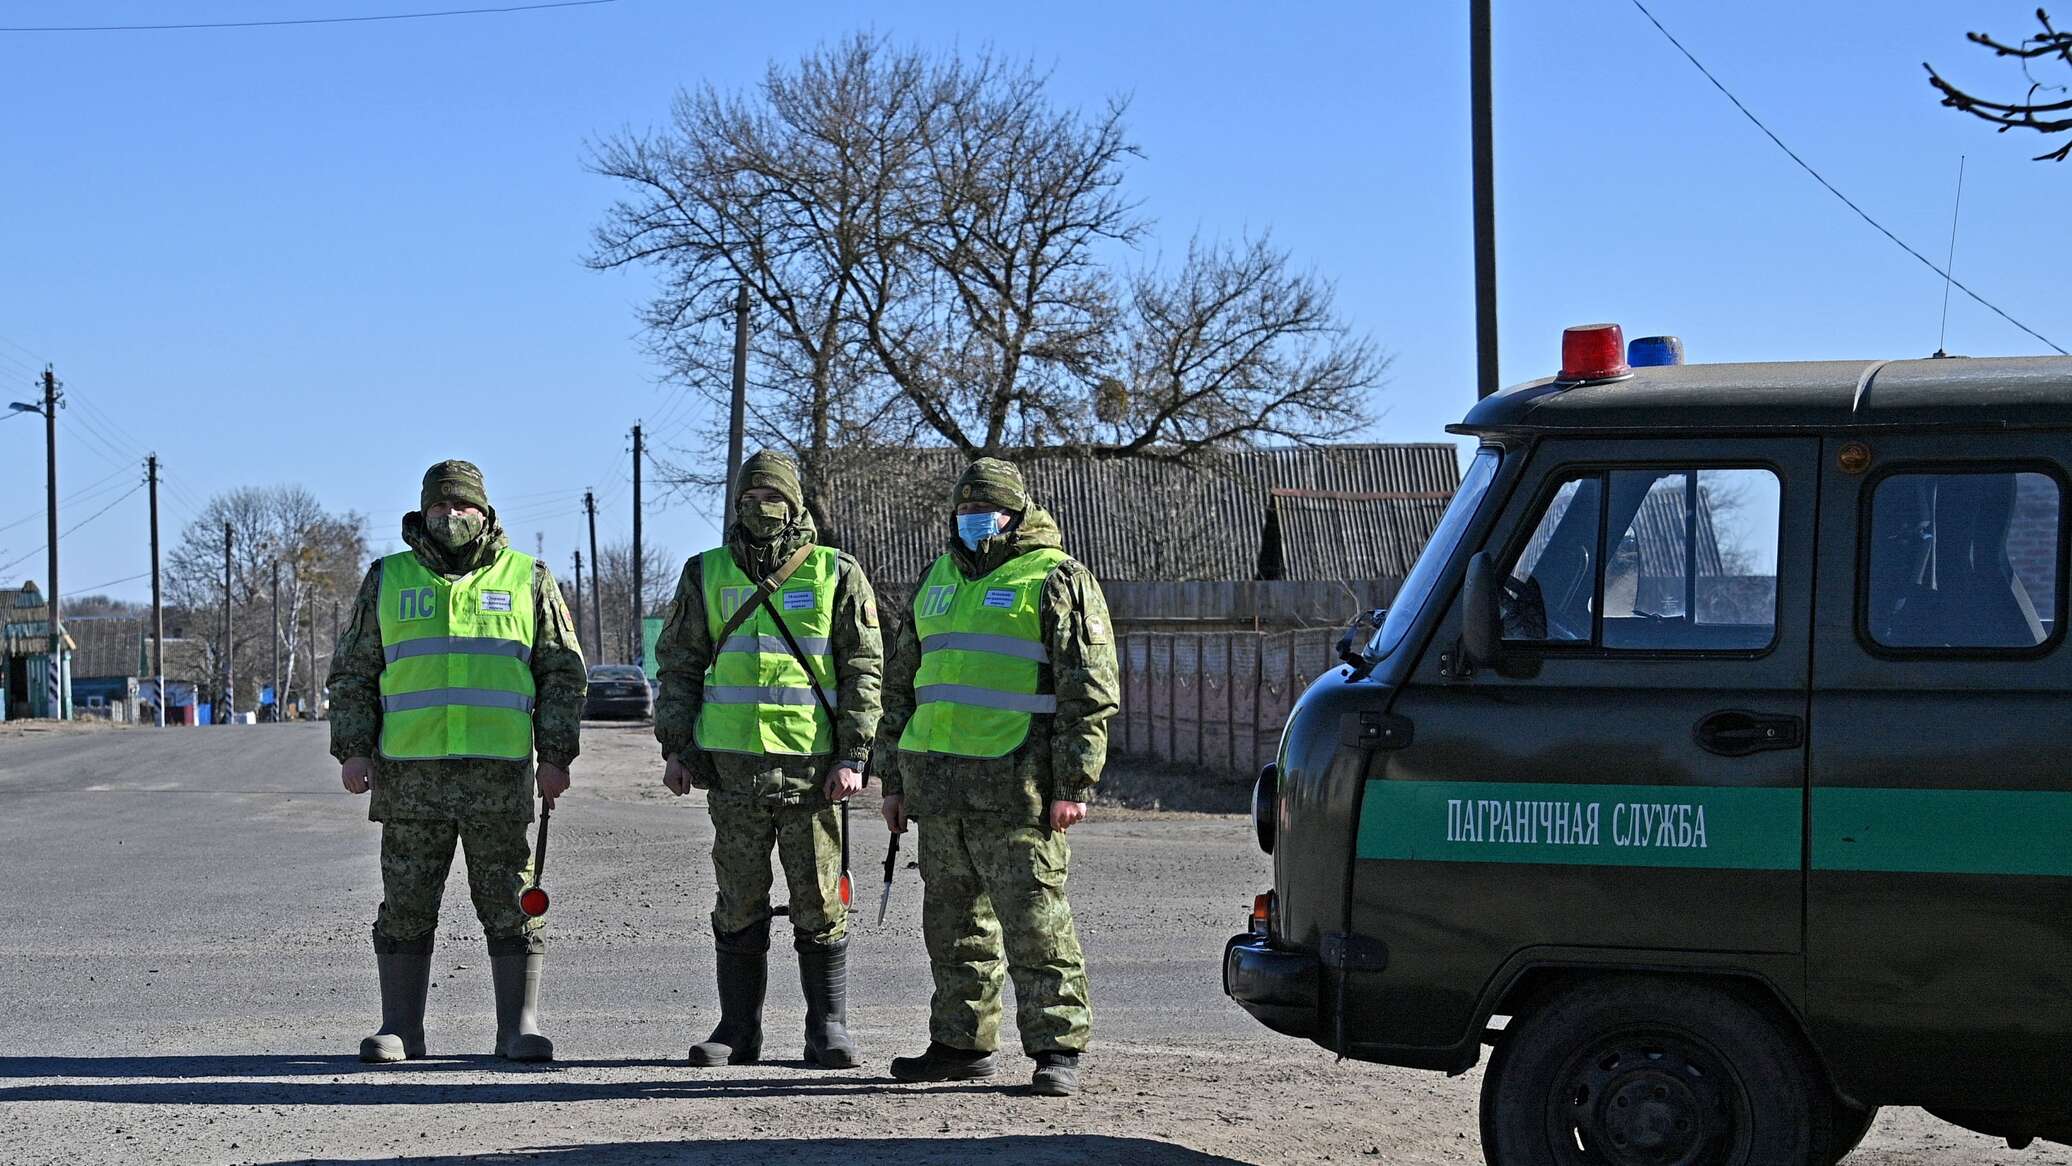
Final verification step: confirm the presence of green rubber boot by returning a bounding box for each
[688,921,768,1067]
[360,933,432,1064]
[798,936,859,1069]
[489,949,554,1062]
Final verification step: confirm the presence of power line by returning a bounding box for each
[0,482,146,576]
[0,0,618,33]
[1626,0,2067,356]
[71,570,151,594]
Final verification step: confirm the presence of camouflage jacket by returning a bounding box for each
[654,516,884,807]
[875,504,1119,821]
[328,513,587,822]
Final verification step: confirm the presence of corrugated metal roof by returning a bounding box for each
[828,443,1462,588]
[67,617,146,679]
[1261,490,1455,581]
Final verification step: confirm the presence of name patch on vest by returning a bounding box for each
[397,587,438,621]
[480,591,513,613]
[983,588,1016,609]
[782,589,814,611]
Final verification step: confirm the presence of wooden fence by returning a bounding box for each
[1115,627,1350,783]
[1105,578,1401,630]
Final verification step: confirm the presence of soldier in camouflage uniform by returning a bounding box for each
[878,458,1119,1097]
[654,450,882,1068]
[330,460,587,1064]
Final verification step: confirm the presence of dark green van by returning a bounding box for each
[1224,326,2072,1164]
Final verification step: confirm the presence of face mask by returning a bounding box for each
[957,511,1006,551]
[738,499,791,541]
[428,511,485,549]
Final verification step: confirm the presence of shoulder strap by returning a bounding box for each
[713,543,816,647]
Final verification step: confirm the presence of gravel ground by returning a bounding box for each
[0,720,2056,1165]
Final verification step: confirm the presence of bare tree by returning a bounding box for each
[589,33,934,543]
[1927,8,2072,161]
[589,35,1386,512]
[165,486,366,714]
[587,537,675,666]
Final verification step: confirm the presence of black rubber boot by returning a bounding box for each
[489,946,554,1062]
[1031,1050,1082,1097]
[360,934,432,1064]
[688,921,768,1067]
[890,1041,998,1082]
[797,936,859,1069]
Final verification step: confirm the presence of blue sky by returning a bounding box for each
[2,0,2066,605]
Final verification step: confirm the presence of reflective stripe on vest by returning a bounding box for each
[376,548,538,761]
[693,544,839,756]
[899,547,1070,759]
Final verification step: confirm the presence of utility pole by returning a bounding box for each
[584,490,603,660]
[222,522,234,723]
[148,455,163,727]
[1471,0,1500,400]
[307,586,319,720]
[41,368,61,717]
[571,549,586,661]
[631,423,644,667]
[271,560,281,724]
[727,282,749,493]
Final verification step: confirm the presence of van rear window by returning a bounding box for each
[1865,471,2060,651]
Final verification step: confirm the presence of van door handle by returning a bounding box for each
[1693,710,1802,757]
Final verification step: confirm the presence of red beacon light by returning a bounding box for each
[1558,323,1631,383]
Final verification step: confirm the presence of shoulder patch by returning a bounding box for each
[1083,612,1111,644]
[862,599,879,628]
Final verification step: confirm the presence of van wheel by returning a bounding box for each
[1479,976,1818,1166]
[1817,1101,1878,1165]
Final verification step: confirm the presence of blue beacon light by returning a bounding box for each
[1627,335,1684,367]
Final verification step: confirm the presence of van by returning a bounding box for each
[1224,325,2072,1163]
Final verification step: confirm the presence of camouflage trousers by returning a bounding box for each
[374,817,542,952]
[918,813,1090,1055]
[707,791,847,946]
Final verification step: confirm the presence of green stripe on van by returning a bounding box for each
[1357,781,2072,876]
[1811,788,2072,877]
[1356,781,1801,870]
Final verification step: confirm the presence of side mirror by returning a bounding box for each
[1460,551,1503,671]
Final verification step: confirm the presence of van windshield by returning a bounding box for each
[1366,446,1501,661]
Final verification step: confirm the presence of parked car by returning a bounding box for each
[583,664,653,721]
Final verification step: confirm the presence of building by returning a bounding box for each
[0,581,73,720]
[67,617,148,722]
[828,443,1463,598]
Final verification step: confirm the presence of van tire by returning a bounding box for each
[1478,975,1819,1166]
[1818,1100,1878,1165]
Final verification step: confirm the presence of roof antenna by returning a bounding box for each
[1932,155,1965,359]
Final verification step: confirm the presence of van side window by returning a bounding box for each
[1865,470,2060,650]
[1500,467,1781,651]
[1603,469,1780,650]
[1504,478,1600,642]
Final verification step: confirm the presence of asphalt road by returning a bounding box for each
[0,721,2051,1165]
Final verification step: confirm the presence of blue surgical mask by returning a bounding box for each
[957,511,1005,550]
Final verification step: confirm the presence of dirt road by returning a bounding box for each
[0,722,2051,1164]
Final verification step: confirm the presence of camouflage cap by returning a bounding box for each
[421,459,490,512]
[952,457,1029,513]
[736,449,805,513]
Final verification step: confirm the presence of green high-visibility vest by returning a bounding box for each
[694,545,839,756]
[376,548,538,761]
[900,547,1070,759]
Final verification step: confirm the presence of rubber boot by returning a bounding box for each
[797,936,859,1069]
[688,921,768,1066]
[359,935,432,1064]
[1031,1050,1082,1097]
[889,1041,998,1082]
[489,947,554,1062]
